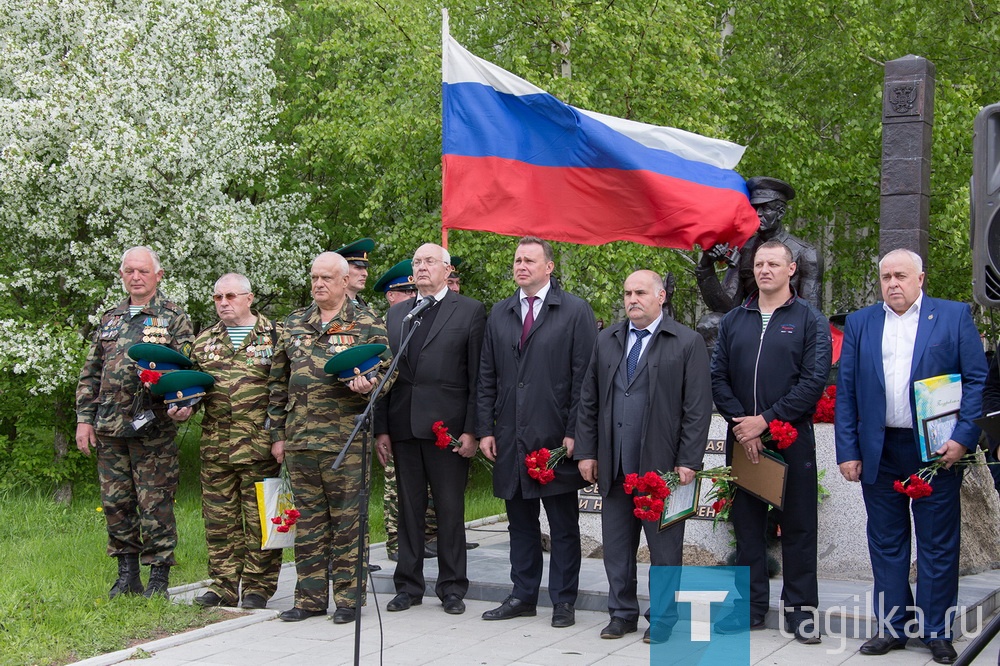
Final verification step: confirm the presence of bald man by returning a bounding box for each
[576,270,712,642]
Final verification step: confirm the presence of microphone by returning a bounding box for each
[403,295,437,322]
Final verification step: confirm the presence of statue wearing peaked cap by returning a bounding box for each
[695,177,824,316]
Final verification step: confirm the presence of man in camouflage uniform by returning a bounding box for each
[169,273,283,609]
[267,252,392,623]
[76,246,194,599]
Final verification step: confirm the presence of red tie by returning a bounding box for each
[520,296,537,349]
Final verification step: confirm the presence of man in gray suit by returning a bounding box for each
[576,270,712,642]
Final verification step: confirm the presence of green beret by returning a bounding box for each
[374,259,416,294]
[335,238,375,266]
[127,343,193,371]
[324,343,387,380]
[150,370,216,407]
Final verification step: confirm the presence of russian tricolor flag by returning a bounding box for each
[442,35,759,250]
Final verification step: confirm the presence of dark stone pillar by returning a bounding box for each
[880,55,935,265]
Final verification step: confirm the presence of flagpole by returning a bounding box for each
[441,7,450,248]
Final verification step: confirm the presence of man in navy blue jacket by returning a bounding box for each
[711,240,832,643]
[836,249,986,664]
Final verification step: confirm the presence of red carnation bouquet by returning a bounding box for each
[893,451,995,499]
[524,446,568,485]
[431,421,494,472]
[813,385,836,423]
[703,474,737,528]
[761,419,798,450]
[271,508,301,533]
[624,471,670,520]
[624,466,736,523]
[139,369,162,385]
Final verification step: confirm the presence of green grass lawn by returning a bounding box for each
[0,423,503,666]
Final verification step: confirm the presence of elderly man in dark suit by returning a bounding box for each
[476,236,596,628]
[374,242,486,616]
[836,249,987,665]
[576,269,712,642]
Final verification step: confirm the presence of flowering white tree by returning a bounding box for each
[0,0,317,397]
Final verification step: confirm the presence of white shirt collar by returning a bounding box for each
[630,313,663,337]
[882,291,923,319]
[519,281,550,304]
[417,286,450,304]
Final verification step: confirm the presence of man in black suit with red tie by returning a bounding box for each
[374,242,486,616]
[476,236,596,628]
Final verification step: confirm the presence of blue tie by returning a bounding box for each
[627,329,650,381]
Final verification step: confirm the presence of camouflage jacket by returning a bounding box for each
[267,300,392,452]
[191,312,279,465]
[76,290,194,437]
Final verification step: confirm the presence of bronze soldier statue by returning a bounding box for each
[695,177,823,313]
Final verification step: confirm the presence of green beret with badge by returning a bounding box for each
[128,343,193,371]
[151,370,216,407]
[373,259,416,294]
[449,255,463,279]
[335,238,375,267]
[325,343,387,381]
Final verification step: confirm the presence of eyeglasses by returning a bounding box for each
[412,258,442,268]
[212,292,250,302]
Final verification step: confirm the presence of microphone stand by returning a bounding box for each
[333,317,423,666]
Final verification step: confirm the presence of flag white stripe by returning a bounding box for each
[443,35,745,170]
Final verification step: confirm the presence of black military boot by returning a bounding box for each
[143,565,170,599]
[109,554,143,600]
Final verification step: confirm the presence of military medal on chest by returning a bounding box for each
[101,315,124,340]
[248,333,273,366]
[142,316,170,344]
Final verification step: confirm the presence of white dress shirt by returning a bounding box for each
[882,292,922,428]
[416,286,450,307]
[518,281,550,323]
[625,313,663,364]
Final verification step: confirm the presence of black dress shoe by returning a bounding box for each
[482,595,537,620]
[241,593,267,609]
[442,594,465,615]
[387,551,399,562]
[424,539,438,557]
[715,610,765,634]
[792,618,821,645]
[551,602,575,628]
[332,607,356,624]
[387,592,421,612]
[859,636,906,655]
[643,623,673,644]
[926,639,957,664]
[194,591,227,607]
[600,617,638,639]
[278,607,326,622]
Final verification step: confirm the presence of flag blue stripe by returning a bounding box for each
[443,82,749,195]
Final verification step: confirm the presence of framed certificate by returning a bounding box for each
[921,410,959,460]
[914,374,962,462]
[659,477,701,531]
[731,449,788,511]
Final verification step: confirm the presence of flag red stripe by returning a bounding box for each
[442,155,758,249]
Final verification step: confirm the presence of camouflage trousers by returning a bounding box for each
[286,449,367,611]
[200,457,284,605]
[382,456,438,556]
[96,434,179,566]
